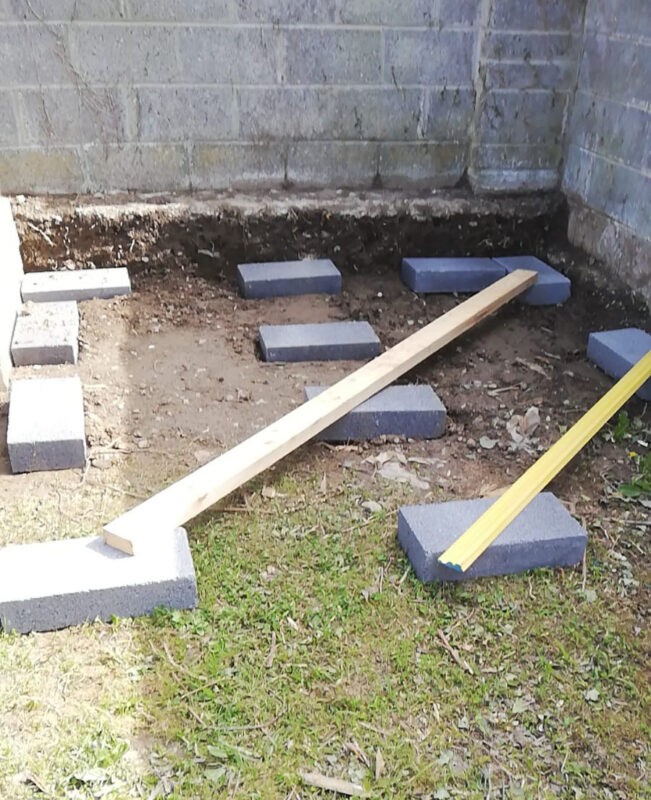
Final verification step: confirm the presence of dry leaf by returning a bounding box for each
[299,771,367,797]
[378,461,429,490]
[375,748,385,780]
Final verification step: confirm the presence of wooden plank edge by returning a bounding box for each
[104,270,537,554]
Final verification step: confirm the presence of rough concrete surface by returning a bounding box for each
[492,255,571,305]
[21,267,131,302]
[0,527,198,633]
[304,384,446,441]
[259,321,382,362]
[398,492,587,583]
[0,197,24,391]
[11,300,79,365]
[7,376,86,472]
[401,257,506,293]
[587,328,651,401]
[236,258,342,298]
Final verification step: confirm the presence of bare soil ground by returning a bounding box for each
[0,250,648,546]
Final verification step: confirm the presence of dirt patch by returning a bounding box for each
[1,221,648,548]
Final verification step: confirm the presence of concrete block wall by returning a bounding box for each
[562,0,651,304]
[468,0,583,192]
[0,0,581,194]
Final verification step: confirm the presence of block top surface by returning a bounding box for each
[8,376,84,442]
[400,492,586,553]
[21,267,131,296]
[0,528,195,602]
[12,301,78,341]
[305,384,444,413]
[402,257,501,273]
[237,259,340,281]
[588,328,651,362]
[492,255,570,285]
[260,320,380,347]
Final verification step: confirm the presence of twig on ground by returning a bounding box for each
[437,629,474,675]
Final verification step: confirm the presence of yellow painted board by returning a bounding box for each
[104,269,537,555]
[439,349,651,573]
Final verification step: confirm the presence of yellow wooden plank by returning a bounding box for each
[103,269,537,555]
[439,349,651,573]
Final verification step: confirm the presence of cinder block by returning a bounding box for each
[284,29,382,84]
[11,301,79,366]
[177,26,277,84]
[7,377,86,473]
[477,90,566,145]
[191,142,285,190]
[259,321,381,362]
[21,267,131,303]
[0,198,24,391]
[0,528,197,633]
[237,259,342,299]
[401,257,506,293]
[492,255,571,305]
[304,384,446,441]
[587,328,651,401]
[137,87,236,142]
[398,492,587,583]
[384,29,474,85]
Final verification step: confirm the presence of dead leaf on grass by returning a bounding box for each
[375,748,385,780]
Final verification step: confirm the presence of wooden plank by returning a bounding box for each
[439,349,651,573]
[104,270,536,554]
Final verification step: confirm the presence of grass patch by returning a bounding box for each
[0,469,648,798]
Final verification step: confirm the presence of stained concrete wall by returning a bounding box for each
[0,0,582,194]
[563,0,651,303]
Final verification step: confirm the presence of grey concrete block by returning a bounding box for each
[11,301,79,365]
[237,259,342,299]
[129,0,235,21]
[68,24,177,84]
[492,255,571,305]
[287,141,378,188]
[484,61,575,92]
[477,91,567,145]
[398,492,587,583]
[284,29,382,85]
[489,0,579,30]
[0,23,71,86]
[238,87,423,141]
[0,147,83,194]
[578,36,650,107]
[190,143,285,190]
[6,0,124,20]
[304,384,446,441]
[0,528,197,633]
[137,87,236,142]
[587,328,651,401]
[83,144,190,193]
[0,197,23,391]
[482,31,573,61]
[259,321,381,362]
[7,377,86,473]
[473,144,562,172]
[0,90,19,146]
[401,258,506,293]
[425,88,476,140]
[378,143,466,189]
[21,87,126,146]
[235,0,336,23]
[469,167,559,193]
[177,26,278,84]
[384,30,474,86]
[21,267,131,303]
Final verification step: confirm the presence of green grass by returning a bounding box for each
[0,467,648,799]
